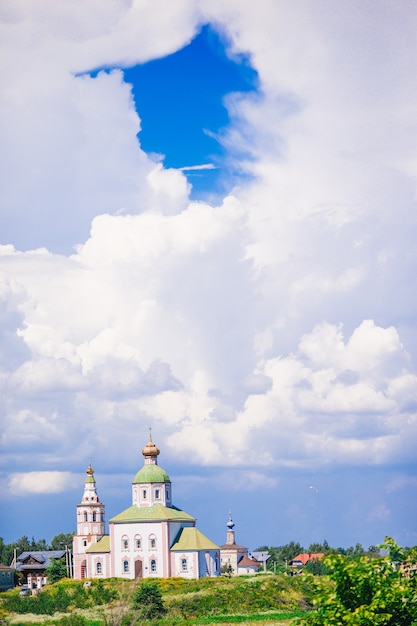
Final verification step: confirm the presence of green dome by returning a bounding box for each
[133,464,171,484]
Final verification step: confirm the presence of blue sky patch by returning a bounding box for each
[123,24,259,198]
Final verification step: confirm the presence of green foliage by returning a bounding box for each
[0,535,74,567]
[165,574,313,618]
[256,542,305,571]
[57,615,87,626]
[298,537,417,626]
[221,563,234,577]
[46,558,69,584]
[90,580,118,605]
[51,534,74,551]
[304,560,331,576]
[2,579,118,616]
[133,580,166,620]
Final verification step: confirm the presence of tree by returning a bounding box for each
[51,533,73,551]
[255,542,305,572]
[45,557,68,584]
[133,580,166,620]
[299,537,417,626]
[221,563,234,577]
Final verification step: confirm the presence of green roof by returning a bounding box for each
[109,503,195,524]
[171,527,220,551]
[133,464,171,484]
[86,535,110,553]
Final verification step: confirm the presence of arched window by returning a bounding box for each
[93,511,97,522]
[84,511,88,522]
[150,559,157,573]
[123,560,129,573]
[149,535,156,549]
[122,536,129,550]
[96,562,102,574]
[135,536,141,550]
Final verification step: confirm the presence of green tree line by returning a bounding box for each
[0,533,73,566]
[255,540,383,573]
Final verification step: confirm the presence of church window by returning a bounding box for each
[96,562,102,574]
[155,489,160,499]
[83,540,87,547]
[123,560,129,573]
[84,512,88,522]
[122,536,129,550]
[181,558,187,571]
[93,512,97,522]
[150,559,157,573]
[142,489,147,499]
[149,535,156,549]
[135,536,141,550]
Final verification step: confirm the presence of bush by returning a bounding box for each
[133,581,166,620]
[298,537,417,626]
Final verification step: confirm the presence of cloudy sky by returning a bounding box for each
[1,0,417,553]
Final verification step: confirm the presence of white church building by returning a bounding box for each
[72,435,220,580]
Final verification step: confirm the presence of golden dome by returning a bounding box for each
[86,464,94,475]
[142,437,160,458]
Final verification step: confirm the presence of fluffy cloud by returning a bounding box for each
[0,1,416,548]
[7,472,74,495]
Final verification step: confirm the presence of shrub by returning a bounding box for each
[133,581,166,620]
[298,537,417,626]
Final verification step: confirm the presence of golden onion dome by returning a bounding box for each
[142,438,160,458]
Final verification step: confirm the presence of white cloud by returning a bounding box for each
[1,0,417,546]
[8,472,74,495]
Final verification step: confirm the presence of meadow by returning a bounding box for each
[1,573,313,626]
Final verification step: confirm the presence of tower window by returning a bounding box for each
[155,489,160,499]
[84,512,88,522]
[142,489,147,499]
[93,512,97,522]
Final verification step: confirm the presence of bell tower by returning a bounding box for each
[73,465,106,579]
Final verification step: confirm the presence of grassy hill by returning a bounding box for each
[1,574,315,626]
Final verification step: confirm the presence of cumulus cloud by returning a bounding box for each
[0,0,416,545]
[7,472,74,496]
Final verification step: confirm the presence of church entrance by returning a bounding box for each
[134,559,143,579]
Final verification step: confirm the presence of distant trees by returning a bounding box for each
[50,534,74,551]
[255,540,382,573]
[0,534,74,566]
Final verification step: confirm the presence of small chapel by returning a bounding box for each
[72,435,220,580]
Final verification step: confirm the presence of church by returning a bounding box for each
[72,435,220,580]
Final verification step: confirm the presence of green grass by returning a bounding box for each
[2,574,314,626]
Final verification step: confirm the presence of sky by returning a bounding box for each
[1,0,417,554]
